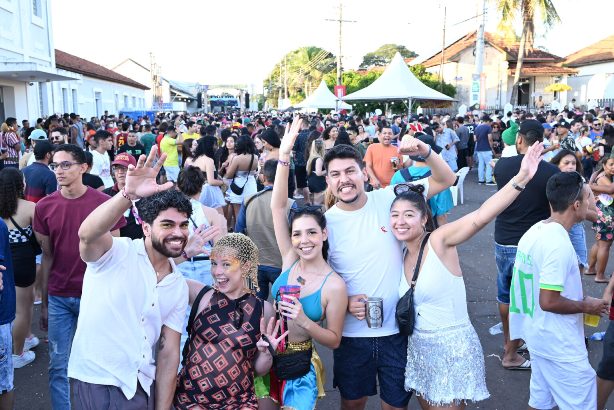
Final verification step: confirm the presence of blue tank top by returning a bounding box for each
[271,260,333,322]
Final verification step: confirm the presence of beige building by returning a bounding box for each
[421,31,577,109]
[565,35,614,106]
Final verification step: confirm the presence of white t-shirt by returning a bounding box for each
[509,221,586,362]
[576,136,592,153]
[90,150,114,188]
[326,180,429,337]
[68,238,188,399]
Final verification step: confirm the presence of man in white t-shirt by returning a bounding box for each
[509,171,608,410]
[90,131,114,188]
[68,147,218,409]
[324,139,456,410]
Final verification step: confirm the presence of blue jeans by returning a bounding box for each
[257,265,282,301]
[495,243,518,304]
[569,222,588,268]
[476,151,493,183]
[48,295,80,410]
[0,323,13,393]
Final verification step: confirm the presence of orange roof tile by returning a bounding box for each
[565,35,614,67]
[55,50,149,90]
[421,31,563,68]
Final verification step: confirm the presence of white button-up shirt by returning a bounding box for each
[68,237,188,399]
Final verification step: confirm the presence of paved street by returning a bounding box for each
[14,169,614,409]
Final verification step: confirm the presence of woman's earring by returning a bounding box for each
[422,225,426,233]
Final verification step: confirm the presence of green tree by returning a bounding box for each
[495,0,560,104]
[263,47,336,107]
[359,44,417,69]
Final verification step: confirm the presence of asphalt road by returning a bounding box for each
[13,169,614,409]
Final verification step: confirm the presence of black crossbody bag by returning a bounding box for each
[229,155,255,195]
[181,285,212,366]
[396,233,430,336]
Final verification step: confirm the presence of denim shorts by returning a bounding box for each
[0,323,13,393]
[333,333,412,407]
[495,242,518,304]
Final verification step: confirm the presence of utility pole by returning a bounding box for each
[284,54,288,100]
[471,0,487,109]
[439,5,447,91]
[325,0,356,86]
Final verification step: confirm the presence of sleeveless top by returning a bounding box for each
[8,224,32,244]
[188,198,212,256]
[398,240,469,331]
[271,260,333,322]
[174,290,262,410]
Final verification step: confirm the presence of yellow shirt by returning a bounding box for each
[183,132,199,140]
[160,135,179,166]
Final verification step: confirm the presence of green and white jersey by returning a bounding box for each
[509,221,586,362]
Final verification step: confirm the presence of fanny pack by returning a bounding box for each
[273,347,312,380]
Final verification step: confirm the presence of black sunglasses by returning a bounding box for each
[393,183,425,197]
[288,205,323,220]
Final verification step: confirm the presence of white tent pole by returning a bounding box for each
[408,98,412,117]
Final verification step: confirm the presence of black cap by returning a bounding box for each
[554,121,571,130]
[33,140,54,158]
[409,133,443,162]
[519,119,545,137]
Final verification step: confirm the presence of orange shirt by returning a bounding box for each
[364,143,400,187]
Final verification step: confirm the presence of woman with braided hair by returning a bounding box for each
[176,233,287,410]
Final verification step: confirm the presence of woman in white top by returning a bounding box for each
[390,142,543,409]
[185,138,226,214]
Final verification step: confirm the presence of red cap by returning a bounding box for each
[111,153,136,168]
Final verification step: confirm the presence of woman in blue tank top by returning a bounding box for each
[254,117,348,410]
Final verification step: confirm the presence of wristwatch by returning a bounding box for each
[512,179,525,192]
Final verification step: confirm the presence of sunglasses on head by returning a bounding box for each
[393,183,425,197]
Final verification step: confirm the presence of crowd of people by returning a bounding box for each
[1,103,614,409]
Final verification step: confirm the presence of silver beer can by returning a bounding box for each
[365,297,383,328]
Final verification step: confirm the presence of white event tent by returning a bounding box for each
[343,52,454,113]
[295,80,352,110]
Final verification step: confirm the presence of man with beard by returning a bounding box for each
[67,146,219,410]
[33,144,126,410]
[322,135,456,410]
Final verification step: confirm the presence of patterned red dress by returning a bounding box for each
[174,290,262,409]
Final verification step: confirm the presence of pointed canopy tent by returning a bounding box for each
[294,80,352,110]
[343,52,454,111]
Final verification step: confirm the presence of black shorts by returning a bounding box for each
[333,334,412,407]
[10,242,36,288]
[597,320,614,380]
[294,165,307,189]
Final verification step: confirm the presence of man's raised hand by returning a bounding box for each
[124,146,174,200]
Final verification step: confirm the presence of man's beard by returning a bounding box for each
[151,233,185,258]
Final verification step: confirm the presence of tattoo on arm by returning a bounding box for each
[158,333,166,351]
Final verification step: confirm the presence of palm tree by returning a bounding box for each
[263,47,336,107]
[495,0,560,105]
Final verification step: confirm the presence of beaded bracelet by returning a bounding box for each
[278,159,290,167]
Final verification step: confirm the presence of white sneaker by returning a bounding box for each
[13,350,35,369]
[293,193,304,199]
[24,335,40,351]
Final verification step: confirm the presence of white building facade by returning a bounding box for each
[0,0,78,122]
[53,50,148,119]
[565,35,614,106]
